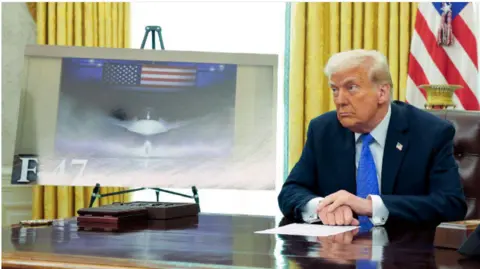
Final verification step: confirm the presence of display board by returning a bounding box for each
[11,45,278,190]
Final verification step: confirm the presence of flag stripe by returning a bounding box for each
[407,3,478,111]
[142,65,196,71]
[141,77,195,82]
[141,74,196,80]
[452,16,478,68]
[140,65,197,88]
[142,71,197,76]
[142,67,196,74]
[415,11,479,110]
[410,30,447,87]
[406,76,427,107]
[141,80,196,86]
[102,63,198,88]
[408,30,464,110]
[407,52,429,98]
[419,3,478,107]
[132,84,197,89]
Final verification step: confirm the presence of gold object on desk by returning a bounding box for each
[420,84,462,110]
[434,220,480,249]
[19,219,54,227]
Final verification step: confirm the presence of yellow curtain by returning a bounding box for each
[27,2,132,220]
[287,2,419,172]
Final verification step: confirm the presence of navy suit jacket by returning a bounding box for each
[278,101,467,226]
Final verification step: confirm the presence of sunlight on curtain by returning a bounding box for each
[130,2,286,216]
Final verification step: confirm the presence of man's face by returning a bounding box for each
[329,65,388,132]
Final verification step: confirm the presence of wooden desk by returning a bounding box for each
[2,213,480,269]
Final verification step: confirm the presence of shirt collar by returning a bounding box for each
[355,104,391,148]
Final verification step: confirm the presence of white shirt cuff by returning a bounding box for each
[301,197,324,222]
[368,195,389,226]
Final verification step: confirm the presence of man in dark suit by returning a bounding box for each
[278,49,467,227]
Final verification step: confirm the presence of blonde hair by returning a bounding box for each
[324,49,393,89]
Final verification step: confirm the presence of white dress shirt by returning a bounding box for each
[302,105,391,226]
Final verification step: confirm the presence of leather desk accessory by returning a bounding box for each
[77,206,148,223]
[457,224,480,257]
[77,216,199,233]
[78,219,149,232]
[434,220,480,249]
[76,201,199,232]
[112,201,200,219]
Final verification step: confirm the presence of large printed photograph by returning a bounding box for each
[41,57,241,187]
[55,57,237,159]
[11,53,277,190]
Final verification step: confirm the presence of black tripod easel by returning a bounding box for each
[88,25,201,210]
[88,184,200,208]
[141,25,165,50]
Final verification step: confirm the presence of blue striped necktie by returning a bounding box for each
[357,133,380,225]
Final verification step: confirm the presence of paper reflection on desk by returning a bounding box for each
[255,223,358,237]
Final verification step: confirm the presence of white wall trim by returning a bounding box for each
[2,165,13,185]
[2,165,33,226]
[2,165,32,189]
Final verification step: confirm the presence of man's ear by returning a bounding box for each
[377,84,391,104]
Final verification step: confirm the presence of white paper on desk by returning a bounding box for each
[255,223,358,237]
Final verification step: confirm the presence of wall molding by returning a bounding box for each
[2,165,33,226]
[2,165,31,189]
[2,165,13,184]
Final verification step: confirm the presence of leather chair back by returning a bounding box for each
[428,109,480,220]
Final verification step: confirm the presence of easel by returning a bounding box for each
[88,184,200,208]
[141,25,165,50]
[88,25,200,209]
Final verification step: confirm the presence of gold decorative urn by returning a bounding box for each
[419,84,462,110]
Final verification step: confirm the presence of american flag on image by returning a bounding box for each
[102,63,197,88]
[406,2,479,110]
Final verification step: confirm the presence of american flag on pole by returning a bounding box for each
[102,63,197,88]
[406,2,479,110]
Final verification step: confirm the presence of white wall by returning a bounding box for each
[1,2,37,226]
[130,2,286,216]
[2,3,37,168]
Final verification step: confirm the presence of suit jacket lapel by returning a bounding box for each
[381,102,409,195]
[337,125,357,194]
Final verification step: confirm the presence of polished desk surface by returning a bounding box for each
[2,213,480,269]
